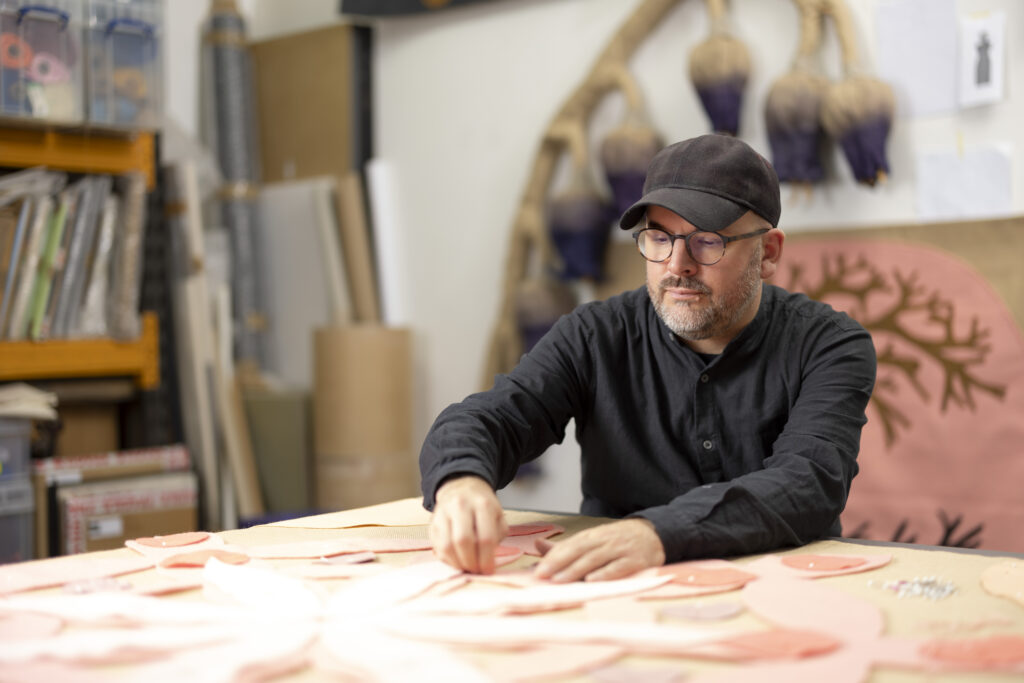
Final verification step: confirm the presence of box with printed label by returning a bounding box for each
[57,470,196,554]
[33,443,190,557]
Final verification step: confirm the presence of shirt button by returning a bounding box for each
[700,374,709,383]
[702,440,713,450]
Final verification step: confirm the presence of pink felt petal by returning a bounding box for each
[980,561,1024,608]
[781,554,867,571]
[920,634,1024,669]
[686,627,843,661]
[494,545,524,566]
[132,531,211,548]
[657,560,759,587]
[125,534,225,562]
[0,612,64,639]
[243,536,432,559]
[583,596,658,623]
[0,554,154,595]
[689,649,868,683]
[590,664,688,683]
[507,523,561,537]
[744,553,891,580]
[742,577,884,641]
[158,549,250,569]
[636,581,749,600]
[485,643,626,682]
[660,600,744,621]
[501,529,564,557]
[0,660,113,683]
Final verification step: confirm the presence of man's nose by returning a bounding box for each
[667,240,698,277]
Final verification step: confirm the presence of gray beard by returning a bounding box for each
[648,246,763,341]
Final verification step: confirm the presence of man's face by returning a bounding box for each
[644,206,770,349]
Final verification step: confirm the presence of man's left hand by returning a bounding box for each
[533,518,665,582]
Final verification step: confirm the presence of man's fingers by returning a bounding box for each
[429,513,461,570]
[448,511,482,574]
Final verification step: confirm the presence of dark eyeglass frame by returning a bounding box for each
[631,226,771,266]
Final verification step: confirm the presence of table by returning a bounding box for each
[1,497,1023,682]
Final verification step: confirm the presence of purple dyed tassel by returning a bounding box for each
[821,75,895,186]
[599,119,663,217]
[689,33,751,136]
[764,71,828,183]
[547,188,614,281]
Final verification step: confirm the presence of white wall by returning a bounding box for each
[165,0,1023,513]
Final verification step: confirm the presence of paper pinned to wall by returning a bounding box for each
[959,11,1005,108]
[915,144,1012,221]
[874,0,958,117]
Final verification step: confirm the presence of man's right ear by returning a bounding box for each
[760,228,785,280]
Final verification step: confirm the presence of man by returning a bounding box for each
[419,134,876,582]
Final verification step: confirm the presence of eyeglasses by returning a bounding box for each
[631,226,771,266]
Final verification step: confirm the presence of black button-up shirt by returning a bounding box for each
[420,284,877,562]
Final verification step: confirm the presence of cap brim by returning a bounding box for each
[618,187,748,233]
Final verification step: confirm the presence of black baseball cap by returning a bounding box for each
[618,134,781,232]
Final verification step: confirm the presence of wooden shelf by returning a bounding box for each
[0,313,160,390]
[0,124,155,189]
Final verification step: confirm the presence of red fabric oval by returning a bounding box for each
[507,523,556,537]
[659,564,758,587]
[781,554,867,571]
[921,635,1024,667]
[159,549,249,569]
[134,531,210,548]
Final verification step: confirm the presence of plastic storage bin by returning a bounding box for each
[0,0,84,123]
[0,416,31,479]
[84,0,161,128]
[0,473,34,563]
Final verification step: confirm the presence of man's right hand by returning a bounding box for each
[429,475,508,574]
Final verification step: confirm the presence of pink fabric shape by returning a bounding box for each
[743,553,891,580]
[661,601,745,621]
[483,643,627,682]
[656,559,759,586]
[158,549,250,569]
[125,533,225,562]
[583,596,658,623]
[980,560,1024,608]
[920,634,1024,669]
[494,545,524,566]
[780,554,866,571]
[132,531,210,548]
[500,524,564,556]
[507,523,559,537]
[742,577,883,641]
[590,663,689,683]
[0,612,64,639]
[0,554,154,595]
[243,536,433,559]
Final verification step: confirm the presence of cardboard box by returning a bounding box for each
[313,326,412,456]
[315,452,418,512]
[250,24,371,183]
[33,444,190,557]
[57,471,197,554]
[55,404,120,457]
